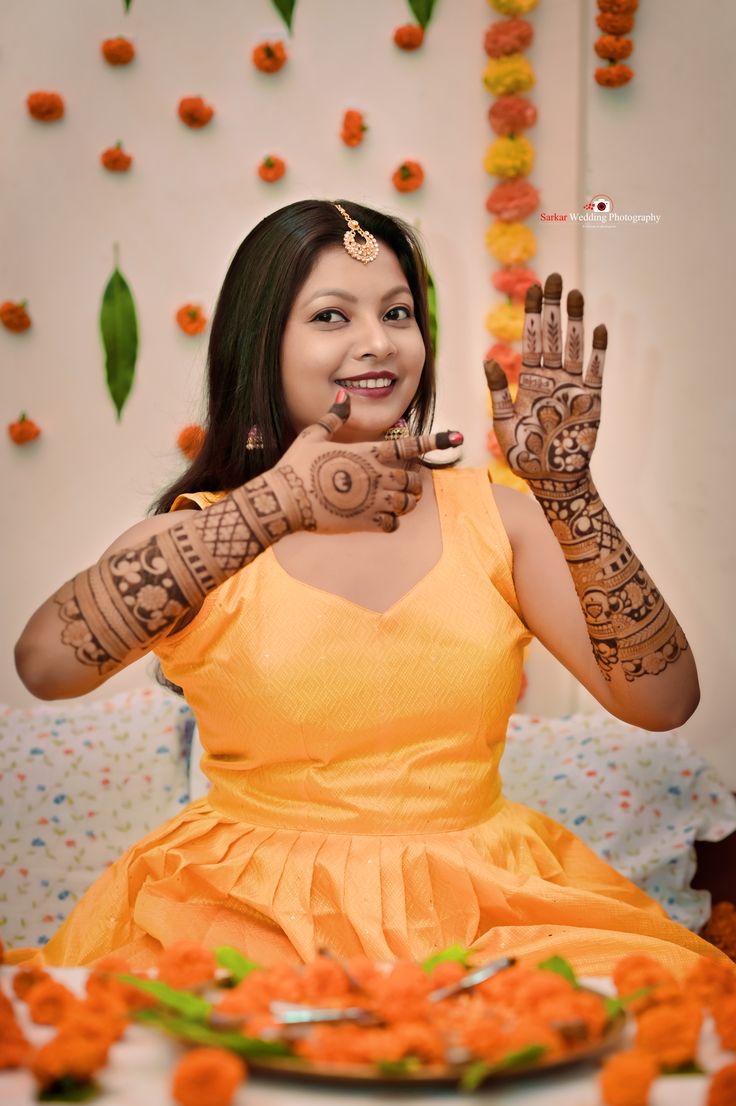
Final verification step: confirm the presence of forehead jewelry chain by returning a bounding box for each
[334,202,380,264]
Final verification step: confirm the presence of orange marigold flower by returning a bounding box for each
[492,265,539,302]
[171,1047,246,1106]
[12,963,50,1000]
[258,155,286,183]
[613,954,681,1014]
[178,96,214,128]
[8,413,41,445]
[177,425,206,461]
[157,941,217,989]
[394,1021,446,1064]
[708,1062,736,1106]
[392,160,424,193]
[100,142,133,172]
[252,40,287,73]
[301,957,352,1004]
[217,972,272,1018]
[101,37,136,65]
[59,994,129,1045]
[596,11,634,33]
[635,1001,702,1069]
[599,1049,658,1106]
[393,24,424,50]
[594,63,634,87]
[296,1024,405,1065]
[484,18,534,57]
[598,0,638,12]
[366,961,433,1024]
[26,978,79,1025]
[30,1035,109,1090]
[26,91,64,122]
[684,956,736,1008]
[1,300,32,332]
[486,178,539,221]
[712,994,736,1051]
[176,303,207,335]
[343,956,384,992]
[262,963,304,1004]
[488,94,537,136]
[0,1013,31,1069]
[429,960,466,989]
[595,34,633,60]
[86,955,154,1012]
[341,109,367,147]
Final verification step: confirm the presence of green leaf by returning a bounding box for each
[376,1056,422,1076]
[537,955,578,988]
[422,943,470,973]
[407,0,437,29]
[215,946,262,984]
[100,252,138,422]
[459,1060,492,1092]
[603,986,653,1019]
[426,268,439,362]
[494,1043,548,1069]
[123,0,133,11]
[117,974,211,1021]
[271,0,296,31]
[664,1061,705,1075]
[38,1077,100,1102]
[134,1008,292,1056]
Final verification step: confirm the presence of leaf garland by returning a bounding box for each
[407,0,437,29]
[100,246,138,422]
[426,269,439,361]
[271,0,297,32]
[123,0,133,11]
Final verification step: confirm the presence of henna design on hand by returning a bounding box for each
[542,272,563,370]
[308,451,378,518]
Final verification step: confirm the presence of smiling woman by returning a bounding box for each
[10,199,728,980]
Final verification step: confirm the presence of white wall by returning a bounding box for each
[3,1,734,783]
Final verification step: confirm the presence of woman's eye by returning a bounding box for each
[313,310,346,323]
[385,306,412,321]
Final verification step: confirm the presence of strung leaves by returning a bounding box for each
[427,268,438,361]
[123,0,133,10]
[100,248,138,422]
[407,0,437,29]
[271,0,296,31]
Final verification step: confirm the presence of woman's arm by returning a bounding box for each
[14,401,450,700]
[485,275,698,731]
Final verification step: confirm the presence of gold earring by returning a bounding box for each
[246,424,263,450]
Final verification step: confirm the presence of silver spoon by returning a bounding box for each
[428,956,515,1003]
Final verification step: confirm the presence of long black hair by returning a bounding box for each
[148,198,445,694]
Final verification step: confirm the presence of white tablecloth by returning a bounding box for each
[1,967,730,1106]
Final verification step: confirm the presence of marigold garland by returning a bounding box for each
[483,0,540,501]
[101,142,133,172]
[392,160,424,193]
[8,413,41,445]
[394,24,424,50]
[594,0,637,85]
[341,109,367,147]
[176,304,207,335]
[252,41,287,73]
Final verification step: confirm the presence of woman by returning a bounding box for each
[12,199,724,975]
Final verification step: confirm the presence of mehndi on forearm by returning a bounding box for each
[527,474,688,682]
[52,471,308,675]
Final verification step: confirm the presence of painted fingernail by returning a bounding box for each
[448,431,463,446]
[335,388,347,403]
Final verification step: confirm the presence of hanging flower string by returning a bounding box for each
[594,0,637,87]
[483,0,540,493]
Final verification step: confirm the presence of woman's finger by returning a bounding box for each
[374,430,463,464]
[521,283,543,386]
[483,359,514,426]
[565,289,584,377]
[386,467,423,495]
[541,273,563,371]
[584,324,607,392]
[373,512,399,533]
[380,489,418,516]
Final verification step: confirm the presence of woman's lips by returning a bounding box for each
[334,378,397,398]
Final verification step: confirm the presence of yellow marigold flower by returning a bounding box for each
[484,136,534,179]
[483,53,535,96]
[485,221,537,265]
[488,0,539,14]
[485,302,525,343]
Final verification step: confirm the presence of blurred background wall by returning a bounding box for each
[3,0,734,783]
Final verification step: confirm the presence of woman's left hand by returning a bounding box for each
[484,273,607,485]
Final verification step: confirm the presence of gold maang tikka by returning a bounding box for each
[334,203,379,264]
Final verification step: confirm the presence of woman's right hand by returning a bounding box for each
[264,391,463,534]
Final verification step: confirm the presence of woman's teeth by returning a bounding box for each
[336,378,394,390]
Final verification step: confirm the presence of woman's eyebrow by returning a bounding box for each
[304,284,413,305]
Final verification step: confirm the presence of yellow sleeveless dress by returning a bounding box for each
[29,467,724,975]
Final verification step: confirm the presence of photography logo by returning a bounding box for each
[540,193,661,227]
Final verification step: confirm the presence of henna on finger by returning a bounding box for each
[584,324,607,391]
[520,284,543,389]
[565,290,585,377]
[373,512,399,533]
[308,451,378,518]
[541,272,563,370]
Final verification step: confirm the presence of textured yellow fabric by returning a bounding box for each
[26,467,726,975]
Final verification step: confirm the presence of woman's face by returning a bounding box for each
[280,243,425,444]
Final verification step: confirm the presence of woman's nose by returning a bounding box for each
[355,316,397,360]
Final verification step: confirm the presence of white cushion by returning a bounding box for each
[502,712,736,931]
[0,687,194,949]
